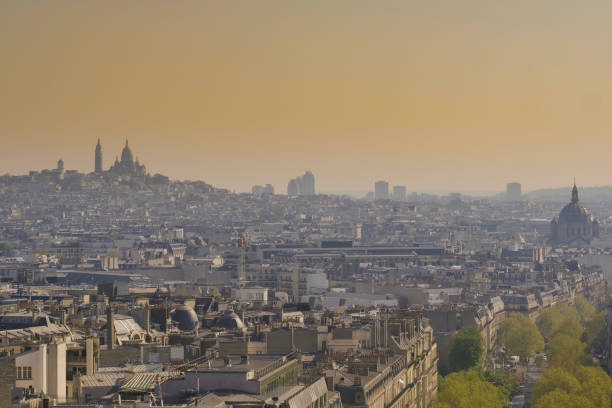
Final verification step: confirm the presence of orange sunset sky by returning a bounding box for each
[2,1,612,194]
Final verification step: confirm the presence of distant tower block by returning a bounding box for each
[375,180,389,200]
[392,185,406,201]
[506,182,521,201]
[95,138,103,173]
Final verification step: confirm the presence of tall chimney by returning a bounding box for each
[164,306,169,333]
[107,306,115,350]
[144,304,150,333]
[86,337,96,375]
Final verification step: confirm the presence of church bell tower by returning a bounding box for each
[95,138,103,173]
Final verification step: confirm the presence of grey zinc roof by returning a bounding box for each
[287,378,328,408]
[80,373,126,388]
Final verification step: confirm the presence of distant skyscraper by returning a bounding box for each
[263,184,274,194]
[253,184,274,196]
[288,178,299,196]
[392,185,406,201]
[375,180,389,200]
[288,171,315,196]
[301,171,315,196]
[95,138,103,173]
[252,185,264,196]
[506,182,521,201]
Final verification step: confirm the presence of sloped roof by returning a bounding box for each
[287,378,327,408]
[120,373,159,393]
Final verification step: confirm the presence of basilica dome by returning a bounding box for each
[550,183,599,245]
[558,201,590,224]
[121,140,134,164]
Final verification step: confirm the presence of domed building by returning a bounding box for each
[212,309,246,331]
[171,305,199,332]
[550,183,599,246]
[107,140,147,178]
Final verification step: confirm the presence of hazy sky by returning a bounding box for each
[2,1,612,194]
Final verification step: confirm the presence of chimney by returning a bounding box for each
[107,306,115,350]
[144,305,150,333]
[86,337,97,375]
[163,306,170,333]
[324,375,335,391]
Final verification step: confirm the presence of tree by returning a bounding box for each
[434,370,505,408]
[532,366,612,408]
[482,369,518,402]
[536,304,580,338]
[547,334,592,373]
[574,296,595,325]
[583,311,606,349]
[552,316,584,340]
[532,389,595,408]
[448,326,484,372]
[575,366,612,407]
[0,242,10,256]
[535,308,557,338]
[499,313,544,361]
[532,296,612,408]
[531,367,581,403]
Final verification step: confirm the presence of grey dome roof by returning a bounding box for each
[558,202,590,224]
[213,310,245,330]
[171,305,199,331]
[121,140,134,164]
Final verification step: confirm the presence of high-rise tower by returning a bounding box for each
[95,138,103,173]
[375,180,389,200]
[301,171,315,195]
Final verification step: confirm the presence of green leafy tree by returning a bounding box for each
[499,313,544,361]
[532,366,612,407]
[574,296,595,324]
[536,304,580,338]
[575,366,612,407]
[535,308,557,338]
[552,316,584,340]
[434,370,505,408]
[0,242,10,256]
[547,334,592,373]
[448,326,484,372]
[533,296,612,408]
[531,367,581,403]
[582,311,606,348]
[482,369,518,402]
[532,389,595,408]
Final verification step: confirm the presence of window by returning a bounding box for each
[17,366,32,380]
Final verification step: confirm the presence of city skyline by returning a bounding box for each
[3,3,612,407]
[0,136,601,196]
[4,2,612,193]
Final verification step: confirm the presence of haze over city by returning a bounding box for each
[3,1,612,193]
[6,2,612,408]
